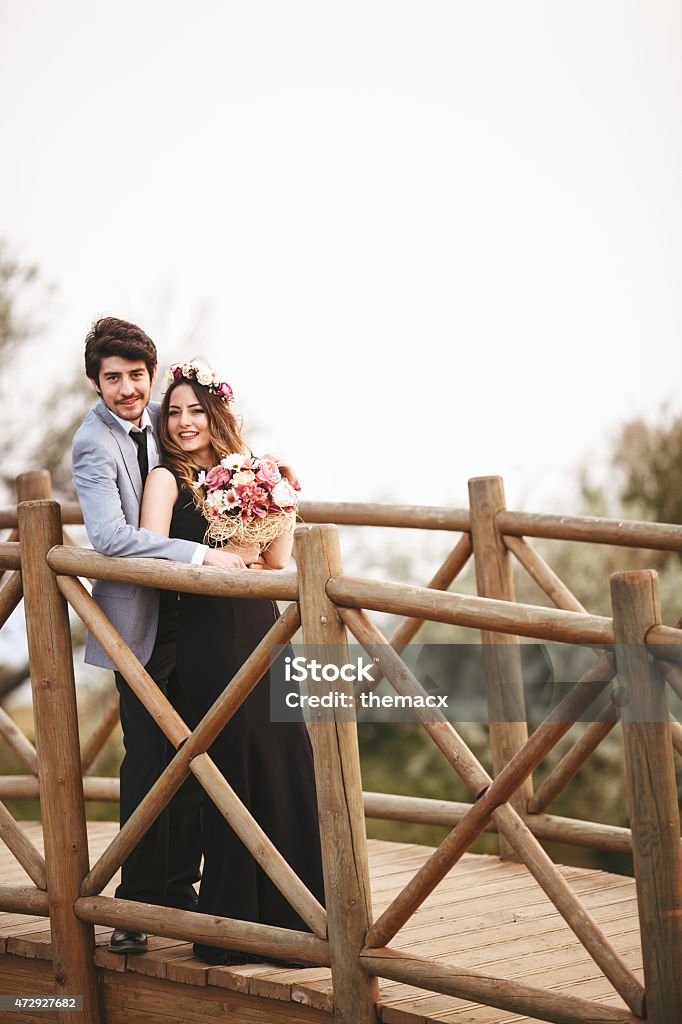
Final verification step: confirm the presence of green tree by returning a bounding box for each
[0,239,92,497]
[0,240,51,355]
[581,408,682,535]
[611,412,682,528]
[0,241,91,699]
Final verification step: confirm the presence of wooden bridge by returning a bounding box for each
[0,471,680,1024]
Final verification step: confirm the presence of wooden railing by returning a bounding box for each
[0,470,680,1024]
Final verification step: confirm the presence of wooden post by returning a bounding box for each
[17,470,52,502]
[611,570,682,1023]
[295,525,379,1024]
[18,500,101,1023]
[468,476,532,859]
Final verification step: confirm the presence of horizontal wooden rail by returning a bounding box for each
[499,509,682,551]
[0,502,82,529]
[330,575,614,645]
[0,528,18,585]
[0,884,49,916]
[48,546,299,600]
[9,499,682,551]
[75,895,330,966]
[9,498,682,552]
[359,947,641,1024]
[3,500,471,532]
[0,775,119,801]
[362,792,635,853]
[0,542,21,571]
[299,500,470,530]
[645,623,682,667]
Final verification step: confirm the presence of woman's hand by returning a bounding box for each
[261,512,296,569]
[224,540,260,564]
[246,554,267,570]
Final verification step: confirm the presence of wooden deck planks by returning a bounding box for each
[0,822,645,1024]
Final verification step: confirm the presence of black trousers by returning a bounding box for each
[114,605,203,908]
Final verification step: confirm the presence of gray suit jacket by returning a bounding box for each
[72,399,200,669]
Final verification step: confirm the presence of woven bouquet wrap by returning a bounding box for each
[196,454,300,548]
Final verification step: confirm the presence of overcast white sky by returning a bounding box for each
[2,1,681,510]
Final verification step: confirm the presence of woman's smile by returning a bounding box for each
[167,383,213,462]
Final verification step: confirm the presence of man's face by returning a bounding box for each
[93,356,156,426]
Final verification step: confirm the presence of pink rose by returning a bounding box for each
[218,381,234,401]
[205,466,232,491]
[255,459,281,488]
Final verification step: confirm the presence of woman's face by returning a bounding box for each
[166,382,213,464]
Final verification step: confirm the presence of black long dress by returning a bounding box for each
[164,477,325,940]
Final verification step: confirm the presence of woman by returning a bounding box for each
[140,361,325,966]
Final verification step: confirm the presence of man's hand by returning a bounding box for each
[203,548,247,570]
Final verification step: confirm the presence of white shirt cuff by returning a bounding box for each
[193,545,208,565]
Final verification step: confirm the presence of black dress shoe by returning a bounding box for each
[167,892,199,912]
[108,929,148,954]
[193,943,248,966]
[247,953,304,969]
[192,944,303,969]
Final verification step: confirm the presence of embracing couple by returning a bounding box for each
[72,317,324,965]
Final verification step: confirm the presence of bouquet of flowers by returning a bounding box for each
[195,454,300,547]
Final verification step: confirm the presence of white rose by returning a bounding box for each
[204,490,225,510]
[197,370,213,385]
[232,469,255,486]
[271,480,298,508]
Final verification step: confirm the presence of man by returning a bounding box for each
[72,317,245,954]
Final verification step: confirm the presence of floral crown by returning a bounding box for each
[163,361,234,402]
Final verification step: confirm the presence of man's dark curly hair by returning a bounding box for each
[84,317,157,383]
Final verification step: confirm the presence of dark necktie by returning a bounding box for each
[130,429,149,485]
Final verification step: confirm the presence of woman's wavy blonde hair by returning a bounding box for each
[159,376,248,493]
